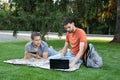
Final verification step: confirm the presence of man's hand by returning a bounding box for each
[69,63,74,68]
[59,42,69,54]
[32,53,41,59]
[69,42,85,68]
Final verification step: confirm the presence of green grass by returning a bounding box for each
[0,40,120,80]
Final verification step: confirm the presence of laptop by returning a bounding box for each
[50,59,69,69]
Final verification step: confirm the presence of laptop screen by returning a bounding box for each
[50,59,69,69]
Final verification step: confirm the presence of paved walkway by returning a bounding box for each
[0,31,114,42]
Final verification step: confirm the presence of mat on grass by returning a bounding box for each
[4,58,81,72]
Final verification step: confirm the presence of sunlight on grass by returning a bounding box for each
[0,40,120,80]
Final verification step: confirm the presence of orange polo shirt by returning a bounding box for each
[66,28,87,56]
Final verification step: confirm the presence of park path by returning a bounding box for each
[0,30,113,42]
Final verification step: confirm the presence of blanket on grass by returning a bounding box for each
[3,58,81,72]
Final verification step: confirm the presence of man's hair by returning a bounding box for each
[31,32,40,40]
[63,17,74,25]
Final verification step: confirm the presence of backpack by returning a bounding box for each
[83,43,103,68]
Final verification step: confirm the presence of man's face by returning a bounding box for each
[32,36,41,47]
[64,23,75,33]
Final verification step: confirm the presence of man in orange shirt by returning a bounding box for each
[60,17,87,68]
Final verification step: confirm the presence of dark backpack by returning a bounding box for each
[83,43,103,68]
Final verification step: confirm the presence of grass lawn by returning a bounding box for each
[0,40,120,80]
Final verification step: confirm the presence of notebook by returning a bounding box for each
[50,59,69,69]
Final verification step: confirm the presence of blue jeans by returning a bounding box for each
[64,51,83,64]
[48,48,83,64]
[48,48,59,57]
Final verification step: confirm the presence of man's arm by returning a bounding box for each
[24,52,41,59]
[69,42,85,68]
[59,42,69,54]
[42,52,48,59]
[34,52,48,61]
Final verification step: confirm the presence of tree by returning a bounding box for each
[72,0,103,33]
[5,0,67,40]
[111,0,120,43]
[0,0,117,37]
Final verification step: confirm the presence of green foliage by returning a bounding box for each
[0,0,117,36]
[0,40,120,80]
[8,0,68,39]
[72,0,116,34]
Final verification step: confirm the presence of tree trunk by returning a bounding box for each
[87,26,89,34]
[111,0,120,43]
